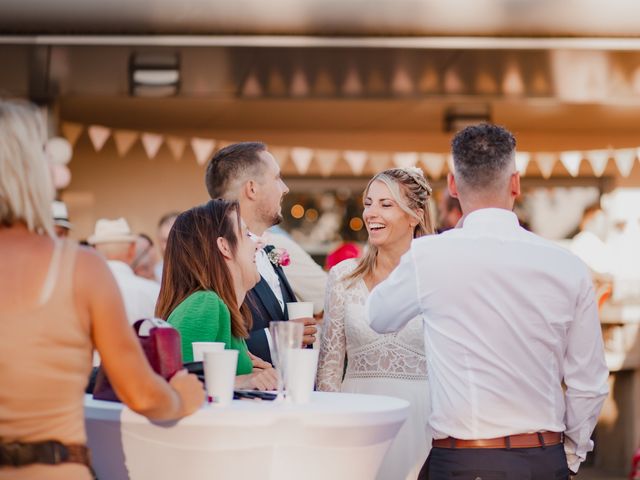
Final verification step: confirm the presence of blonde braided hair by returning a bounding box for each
[346,167,434,284]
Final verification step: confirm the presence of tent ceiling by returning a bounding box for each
[2,0,640,37]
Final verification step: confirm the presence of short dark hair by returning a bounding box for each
[205,142,267,199]
[451,124,516,190]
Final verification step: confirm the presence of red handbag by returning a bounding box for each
[93,318,183,402]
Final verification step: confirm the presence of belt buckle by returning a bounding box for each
[38,441,69,465]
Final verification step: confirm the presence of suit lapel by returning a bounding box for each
[273,264,297,304]
[252,276,285,322]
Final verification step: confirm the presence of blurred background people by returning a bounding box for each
[155,211,179,282]
[324,242,362,271]
[436,190,463,232]
[88,217,160,324]
[570,203,612,276]
[0,99,203,480]
[51,200,72,238]
[132,233,159,282]
[155,199,277,391]
[317,167,434,480]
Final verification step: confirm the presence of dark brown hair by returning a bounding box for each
[451,123,516,190]
[155,199,252,338]
[205,142,267,199]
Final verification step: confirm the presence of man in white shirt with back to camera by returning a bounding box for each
[367,124,608,480]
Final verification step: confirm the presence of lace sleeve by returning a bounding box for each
[316,265,347,392]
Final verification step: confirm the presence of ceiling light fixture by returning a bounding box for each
[129,52,180,97]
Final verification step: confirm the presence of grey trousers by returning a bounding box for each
[419,444,571,480]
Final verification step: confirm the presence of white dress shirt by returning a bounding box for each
[366,208,609,472]
[107,260,160,324]
[255,248,285,311]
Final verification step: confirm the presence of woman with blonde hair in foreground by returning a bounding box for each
[0,99,204,480]
[317,167,434,480]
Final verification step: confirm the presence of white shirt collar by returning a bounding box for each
[462,208,520,233]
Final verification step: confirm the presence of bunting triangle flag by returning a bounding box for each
[87,125,111,152]
[141,133,164,160]
[290,147,314,175]
[269,146,290,167]
[585,150,609,177]
[314,68,336,96]
[420,153,446,180]
[418,66,439,93]
[242,71,262,97]
[393,152,419,168]
[191,138,216,166]
[502,62,525,96]
[166,136,187,160]
[367,68,386,95]
[515,152,531,176]
[391,66,414,95]
[369,152,390,173]
[113,130,139,157]
[315,150,340,177]
[344,150,368,175]
[290,68,310,97]
[444,67,464,94]
[559,151,582,177]
[61,122,84,147]
[535,152,557,179]
[614,148,636,177]
[268,68,287,96]
[343,66,363,96]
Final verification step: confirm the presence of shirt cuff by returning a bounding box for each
[565,452,582,474]
[264,328,275,363]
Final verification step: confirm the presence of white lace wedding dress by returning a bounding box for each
[317,259,431,480]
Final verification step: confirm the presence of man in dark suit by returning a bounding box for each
[205,142,317,363]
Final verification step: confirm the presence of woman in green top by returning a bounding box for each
[155,199,277,391]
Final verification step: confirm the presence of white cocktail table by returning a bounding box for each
[85,391,409,480]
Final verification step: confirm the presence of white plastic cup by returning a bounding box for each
[286,302,314,320]
[192,342,225,362]
[203,350,238,406]
[285,349,319,405]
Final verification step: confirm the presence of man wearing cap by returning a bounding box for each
[367,124,608,479]
[89,218,160,324]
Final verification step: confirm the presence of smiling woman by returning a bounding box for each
[316,167,434,480]
[155,199,278,391]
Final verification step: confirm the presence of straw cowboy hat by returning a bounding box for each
[88,218,137,245]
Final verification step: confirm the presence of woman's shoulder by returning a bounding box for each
[170,291,229,318]
[181,290,227,308]
[330,257,358,276]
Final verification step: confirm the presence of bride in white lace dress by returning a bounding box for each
[317,167,434,480]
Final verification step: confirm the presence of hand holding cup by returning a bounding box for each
[286,302,317,347]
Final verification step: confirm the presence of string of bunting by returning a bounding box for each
[66,121,639,179]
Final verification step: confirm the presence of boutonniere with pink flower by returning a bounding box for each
[267,248,290,268]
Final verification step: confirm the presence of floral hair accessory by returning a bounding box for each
[400,166,432,195]
[267,248,290,268]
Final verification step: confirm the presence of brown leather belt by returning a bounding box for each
[433,431,563,449]
[0,440,91,467]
